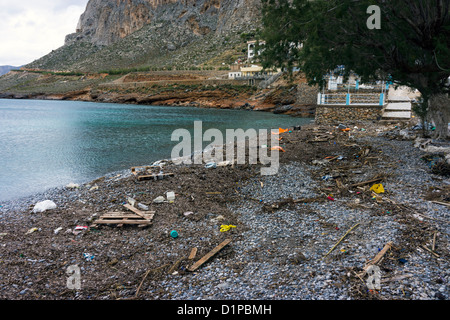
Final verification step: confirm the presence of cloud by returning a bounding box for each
[0,0,89,66]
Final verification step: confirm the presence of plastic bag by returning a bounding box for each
[370,184,385,194]
[32,200,57,213]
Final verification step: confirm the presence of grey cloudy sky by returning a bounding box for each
[0,0,89,66]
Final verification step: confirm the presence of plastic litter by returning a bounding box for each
[153,196,165,203]
[83,253,94,261]
[54,227,63,235]
[73,226,88,235]
[166,191,175,202]
[137,203,149,211]
[271,146,286,152]
[26,227,39,234]
[205,162,217,169]
[183,211,194,217]
[271,128,289,134]
[370,184,385,194]
[32,200,57,213]
[127,197,136,206]
[170,230,179,238]
[210,215,226,224]
[217,160,232,167]
[66,183,79,189]
[220,225,236,232]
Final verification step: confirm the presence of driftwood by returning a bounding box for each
[188,239,232,272]
[348,177,384,188]
[357,241,393,278]
[381,274,414,283]
[432,232,437,251]
[168,257,186,274]
[135,263,170,298]
[431,200,450,208]
[188,248,198,260]
[421,245,440,258]
[323,223,360,258]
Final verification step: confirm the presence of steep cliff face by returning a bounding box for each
[65,0,262,46]
[27,0,262,72]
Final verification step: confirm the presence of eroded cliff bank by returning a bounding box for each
[0,70,318,117]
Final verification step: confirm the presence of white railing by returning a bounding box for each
[317,93,386,106]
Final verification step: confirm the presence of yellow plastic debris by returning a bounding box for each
[26,227,39,235]
[220,225,236,232]
[370,183,385,194]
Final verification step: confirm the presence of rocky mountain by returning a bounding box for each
[26,0,262,72]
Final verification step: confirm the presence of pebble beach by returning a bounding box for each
[0,121,448,302]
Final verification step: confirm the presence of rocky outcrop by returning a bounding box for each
[28,0,262,71]
[65,0,262,46]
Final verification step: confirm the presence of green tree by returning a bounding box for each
[261,0,450,139]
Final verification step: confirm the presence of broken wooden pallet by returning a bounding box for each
[92,212,153,228]
[131,165,175,181]
[92,204,155,228]
[131,166,158,176]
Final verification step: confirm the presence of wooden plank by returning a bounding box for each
[94,219,151,225]
[99,215,153,221]
[137,173,174,181]
[102,212,154,219]
[188,239,232,272]
[123,203,149,219]
[188,248,198,260]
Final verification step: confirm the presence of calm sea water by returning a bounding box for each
[0,99,310,202]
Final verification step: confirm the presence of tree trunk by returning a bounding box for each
[428,93,450,140]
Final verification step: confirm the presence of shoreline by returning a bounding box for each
[0,94,310,117]
[0,96,312,207]
[0,70,318,118]
[0,120,308,212]
[0,120,448,301]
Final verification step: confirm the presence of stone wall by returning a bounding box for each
[315,105,383,124]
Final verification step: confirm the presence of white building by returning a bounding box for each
[228,71,242,79]
[247,40,266,61]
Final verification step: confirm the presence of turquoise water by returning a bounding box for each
[0,99,310,201]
